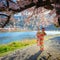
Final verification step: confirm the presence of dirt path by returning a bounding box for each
[37,36,60,60]
[0,45,40,60]
[0,36,60,60]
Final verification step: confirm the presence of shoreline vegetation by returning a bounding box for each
[0,39,36,57]
[0,28,60,32]
[0,28,26,32]
[0,35,60,57]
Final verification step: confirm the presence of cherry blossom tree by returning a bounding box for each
[0,0,60,29]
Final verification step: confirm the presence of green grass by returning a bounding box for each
[0,39,36,56]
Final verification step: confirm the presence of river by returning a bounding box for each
[0,31,60,44]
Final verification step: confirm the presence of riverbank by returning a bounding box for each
[0,35,60,60]
[0,35,58,57]
[0,39,36,56]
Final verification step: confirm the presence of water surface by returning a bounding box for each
[0,31,60,44]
